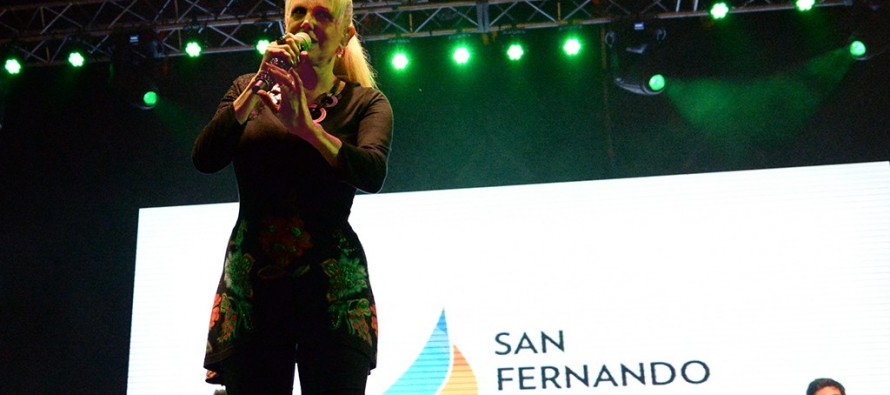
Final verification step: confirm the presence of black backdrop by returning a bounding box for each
[2,9,888,394]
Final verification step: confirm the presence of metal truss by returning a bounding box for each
[0,0,851,67]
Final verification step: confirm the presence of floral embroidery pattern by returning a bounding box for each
[225,221,255,299]
[323,234,376,345]
[371,304,378,339]
[214,220,254,344]
[258,217,313,278]
[206,219,378,384]
[322,253,368,302]
[217,293,241,343]
[209,293,222,329]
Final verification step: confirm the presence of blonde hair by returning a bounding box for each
[331,0,378,89]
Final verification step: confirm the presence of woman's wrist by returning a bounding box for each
[232,86,260,124]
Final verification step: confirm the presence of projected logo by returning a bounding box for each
[385,310,478,394]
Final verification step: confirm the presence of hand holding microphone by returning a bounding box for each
[251,32,312,93]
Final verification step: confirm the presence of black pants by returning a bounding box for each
[221,341,370,395]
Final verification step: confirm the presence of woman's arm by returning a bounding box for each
[192,75,255,173]
[333,91,393,193]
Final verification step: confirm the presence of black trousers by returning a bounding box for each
[221,340,371,395]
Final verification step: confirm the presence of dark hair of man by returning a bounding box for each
[807,378,846,395]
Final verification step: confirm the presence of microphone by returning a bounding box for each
[251,32,312,93]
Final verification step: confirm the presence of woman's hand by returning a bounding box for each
[253,33,308,109]
[233,33,309,124]
[265,63,343,165]
[264,62,321,141]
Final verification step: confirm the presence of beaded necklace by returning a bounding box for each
[268,77,344,123]
[309,78,345,123]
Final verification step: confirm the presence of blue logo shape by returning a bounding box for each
[384,310,452,394]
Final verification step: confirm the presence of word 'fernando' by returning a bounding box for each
[497,361,710,390]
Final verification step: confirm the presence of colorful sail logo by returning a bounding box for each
[385,310,478,394]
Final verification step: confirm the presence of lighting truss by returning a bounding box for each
[0,0,850,67]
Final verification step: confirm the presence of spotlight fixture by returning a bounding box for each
[391,52,409,70]
[385,38,412,72]
[251,21,281,56]
[185,41,202,58]
[606,21,668,96]
[497,29,527,62]
[182,21,205,58]
[2,45,23,75]
[452,46,471,65]
[563,38,582,56]
[847,0,889,61]
[68,51,86,67]
[507,44,525,61]
[614,72,667,95]
[848,34,888,60]
[710,2,730,19]
[143,90,159,108]
[848,39,868,59]
[255,39,271,55]
[795,0,816,12]
[4,57,22,75]
[109,29,164,110]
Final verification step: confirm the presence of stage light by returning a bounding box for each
[256,39,271,55]
[185,40,202,58]
[848,35,888,61]
[563,38,582,56]
[68,50,86,68]
[846,0,890,61]
[64,37,92,68]
[710,2,730,19]
[606,21,668,96]
[648,74,666,92]
[110,29,163,110]
[143,90,158,108]
[507,44,525,61]
[849,40,868,59]
[181,21,205,58]
[248,21,280,57]
[453,46,471,64]
[391,52,409,70]
[4,57,21,75]
[796,0,816,11]
[614,72,667,95]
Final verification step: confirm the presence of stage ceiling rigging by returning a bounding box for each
[0,0,851,66]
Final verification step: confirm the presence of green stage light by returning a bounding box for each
[710,2,730,19]
[391,52,409,70]
[68,51,85,68]
[849,40,867,59]
[453,46,470,64]
[185,40,202,58]
[795,0,815,11]
[143,90,158,108]
[507,44,524,61]
[5,58,22,75]
[648,74,666,92]
[256,39,271,55]
[563,38,581,56]
[614,71,667,96]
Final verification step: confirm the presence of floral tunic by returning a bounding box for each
[193,74,392,384]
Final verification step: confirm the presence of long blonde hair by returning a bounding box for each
[331,0,378,89]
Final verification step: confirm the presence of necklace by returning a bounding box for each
[309,78,344,123]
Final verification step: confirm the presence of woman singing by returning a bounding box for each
[192,0,393,392]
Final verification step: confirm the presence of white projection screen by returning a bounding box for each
[128,162,890,395]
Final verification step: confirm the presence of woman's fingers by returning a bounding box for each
[256,90,280,112]
[263,64,313,132]
[280,33,310,64]
[265,63,296,90]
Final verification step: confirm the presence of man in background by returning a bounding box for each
[807,378,845,395]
